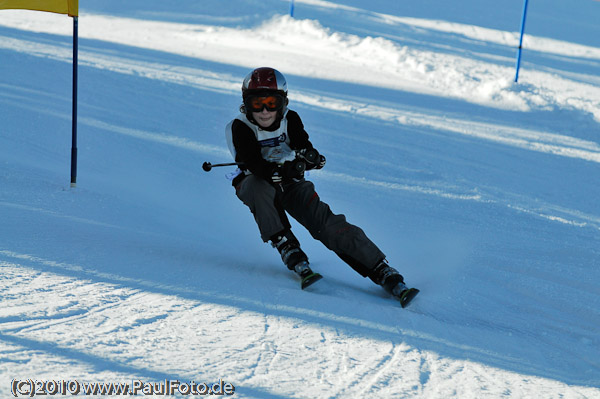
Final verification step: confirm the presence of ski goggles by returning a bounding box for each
[244,94,285,112]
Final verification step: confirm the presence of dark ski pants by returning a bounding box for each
[235,175,385,277]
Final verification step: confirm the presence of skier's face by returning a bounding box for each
[252,108,277,128]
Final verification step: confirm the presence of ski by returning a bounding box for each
[395,287,420,308]
[300,272,323,290]
[293,261,416,306]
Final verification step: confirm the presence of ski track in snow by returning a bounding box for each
[1,251,598,398]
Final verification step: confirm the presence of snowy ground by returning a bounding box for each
[1,0,599,397]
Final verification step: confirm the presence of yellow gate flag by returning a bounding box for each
[0,0,78,16]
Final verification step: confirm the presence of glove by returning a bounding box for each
[298,148,326,170]
[269,160,305,185]
[314,154,326,170]
[282,158,306,179]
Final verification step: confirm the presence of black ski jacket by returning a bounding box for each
[227,110,314,187]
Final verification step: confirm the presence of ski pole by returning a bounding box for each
[202,161,242,172]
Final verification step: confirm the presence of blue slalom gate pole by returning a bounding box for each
[290,0,295,17]
[514,0,529,82]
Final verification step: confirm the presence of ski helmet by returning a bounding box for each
[241,67,289,125]
[242,67,288,99]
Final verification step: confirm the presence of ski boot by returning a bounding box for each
[370,260,419,308]
[271,233,322,289]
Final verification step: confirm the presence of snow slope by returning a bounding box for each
[1,0,599,397]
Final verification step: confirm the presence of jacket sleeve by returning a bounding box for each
[286,110,314,151]
[231,119,277,180]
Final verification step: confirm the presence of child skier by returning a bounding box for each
[224,67,418,307]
